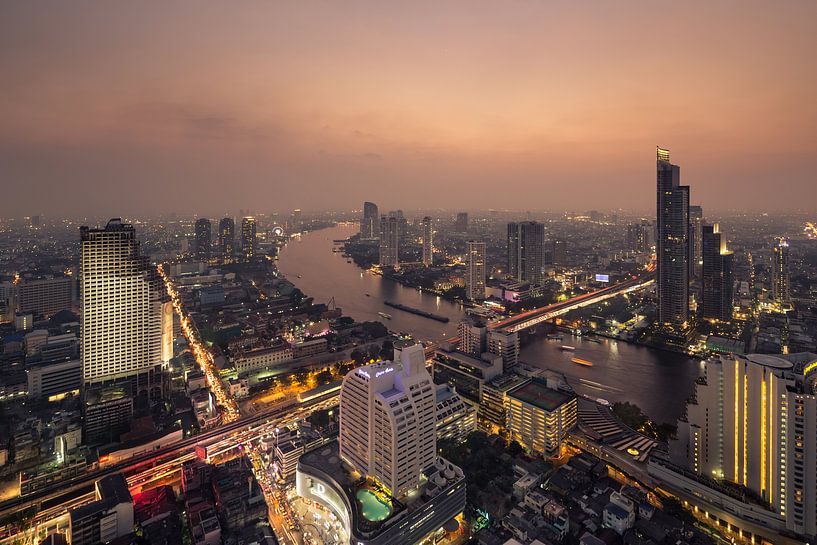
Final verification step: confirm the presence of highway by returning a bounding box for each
[489,273,655,332]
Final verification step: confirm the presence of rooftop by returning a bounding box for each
[508,379,575,412]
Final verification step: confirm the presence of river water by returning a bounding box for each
[277,224,700,424]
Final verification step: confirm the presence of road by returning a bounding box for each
[489,273,655,332]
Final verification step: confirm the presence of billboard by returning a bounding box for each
[595,274,610,283]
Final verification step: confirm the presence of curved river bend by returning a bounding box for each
[277,224,700,423]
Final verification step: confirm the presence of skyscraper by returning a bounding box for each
[466,241,486,301]
[701,224,733,322]
[454,212,468,233]
[194,218,211,261]
[669,352,817,537]
[339,343,437,496]
[241,216,256,261]
[218,217,235,264]
[656,147,690,326]
[80,219,172,397]
[360,201,379,239]
[378,214,399,268]
[689,205,704,278]
[771,237,790,307]
[507,221,545,285]
[421,216,433,266]
[291,208,302,233]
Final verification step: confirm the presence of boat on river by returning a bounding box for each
[378,312,392,320]
[572,357,593,367]
[560,345,576,351]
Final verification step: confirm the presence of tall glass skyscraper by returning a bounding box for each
[360,201,379,239]
[241,216,256,261]
[656,147,690,326]
[701,223,733,322]
[466,241,486,301]
[378,214,399,268]
[218,217,235,264]
[507,221,545,286]
[80,219,172,398]
[421,216,433,266]
[194,218,211,261]
[772,237,790,307]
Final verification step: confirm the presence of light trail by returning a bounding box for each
[158,264,240,422]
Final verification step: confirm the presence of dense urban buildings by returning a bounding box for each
[240,216,256,260]
[79,219,173,397]
[217,216,235,264]
[507,221,546,285]
[701,224,733,322]
[378,214,399,268]
[421,215,433,266]
[194,218,211,261]
[656,147,690,327]
[360,201,379,239]
[667,352,817,537]
[465,240,486,301]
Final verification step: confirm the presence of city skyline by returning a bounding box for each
[2,2,817,216]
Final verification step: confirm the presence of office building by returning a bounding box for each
[80,219,173,397]
[194,218,211,261]
[626,221,651,253]
[508,221,545,285]
[435,383,476,443]
[666,352,817,538]
[701,224,733,322]
[291,208,302,233]
[487,329,520,373]
[480,373,531,430]
[298,342,466,545]
[69,474,134,545]
[432,345,503,405]
[218,217,235,264]
[466,241,486,301]
[421,216,433,266]
[7,277,75,319]
[455,212,468,233]
[338,343,435,496]
[506,378,577,457]
[360,201,379,239]
[689,205,704,278]
[458,316,486,356]
[551,240,567,265]
[240,216,257,260]
[378,214,399,268]
[27,358,81,400]
[656,147,690,326]
[771,237,790,307]
[84,387,134,444]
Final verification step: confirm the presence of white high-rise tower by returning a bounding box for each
[339,343,436,496]
[80,219,173,398]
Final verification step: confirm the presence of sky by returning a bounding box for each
[1,1,816,217]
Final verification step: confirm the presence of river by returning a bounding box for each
[277,224,701,424]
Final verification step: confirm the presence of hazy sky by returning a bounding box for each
[2,1,816,217]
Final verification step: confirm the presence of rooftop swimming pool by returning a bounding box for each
[355,488,391,522]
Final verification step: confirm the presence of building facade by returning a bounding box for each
[378,214,399,268]
[241,216,257,260]
[218,217,235,264]
[506,378,577,457]
[194,218,211,261]
[670,353,817,538]
[361,201,379,240]
[656,147,690,326]
[80,219,173,397]
[421,216,433,266]
[771,237,790,307]
[466,241,486,301]
[701,224,733,322]
[339,343,436,496]
[508,221,545,286]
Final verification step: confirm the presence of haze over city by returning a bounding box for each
[3,1,817,216]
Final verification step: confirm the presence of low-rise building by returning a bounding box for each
[69,473,133,545]
[506,378,577,457]
[435,383,477,443]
